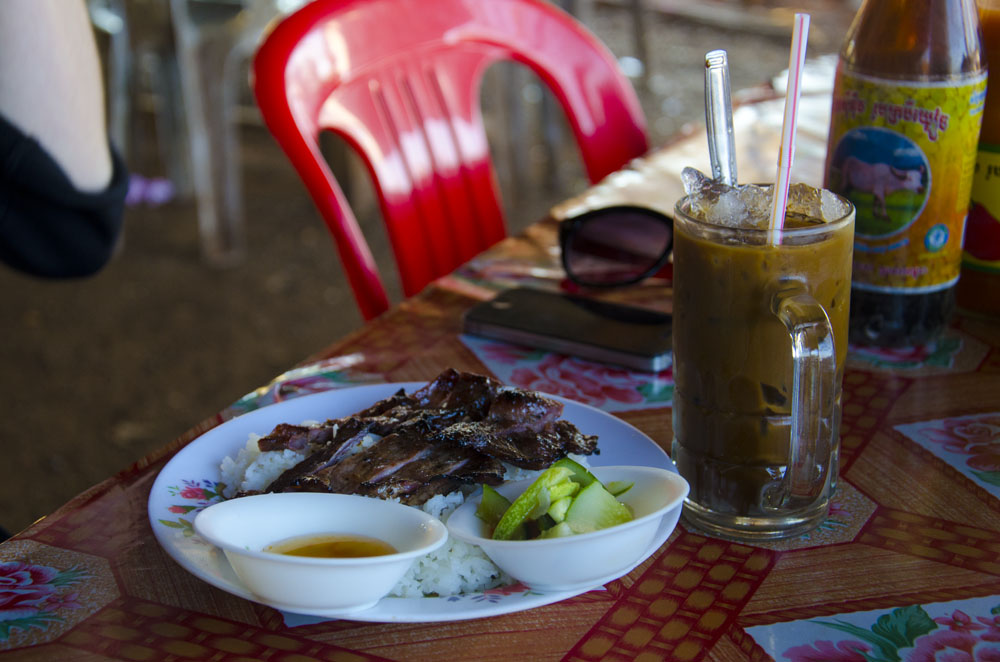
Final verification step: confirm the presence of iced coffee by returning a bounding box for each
[671,171,855,540]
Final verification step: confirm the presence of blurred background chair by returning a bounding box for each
[88,0,650,272]
[251,0,649,320]
[89,0,308,266]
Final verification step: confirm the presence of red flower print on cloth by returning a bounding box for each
[462,336,674,411]
[968,449,1000,473]
[828,501,851,520]
[40,591,83,612]
[771,602,1000,662]
[905,625,1000,661]
[777,603,1000,662]
[862,344,934,363]
[1,562,89,640]
[935,610,987,635]
[917,414,1000,489]
[0,563,57,619]
[849,335,961,369]
[481,343,545,364]
[978,615,1000,642]
[509,355,659,407]
[922,416,1000,454]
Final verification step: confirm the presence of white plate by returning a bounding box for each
[148,382,673,622]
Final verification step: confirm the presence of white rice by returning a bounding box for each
[219,435,303,498]
[218,432,588,597]
[391,491,511,597]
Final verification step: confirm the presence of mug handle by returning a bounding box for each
[769,281,837,507]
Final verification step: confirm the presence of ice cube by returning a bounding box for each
[705,189,744,227]
[782,183,851,223]
[681,167,714,196]
[820,188,851,221]
[786,183,821,217]
[737,184,774,228]
[682,167,740,221]
[680,168,849,230]
[682,166,784,229]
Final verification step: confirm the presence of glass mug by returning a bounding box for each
[670,189,855,541]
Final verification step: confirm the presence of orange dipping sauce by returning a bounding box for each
[265,534,397,558]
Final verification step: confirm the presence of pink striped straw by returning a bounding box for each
[768,13,811,246]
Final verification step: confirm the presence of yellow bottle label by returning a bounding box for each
[966,144,1000,275]
[825,69,987,293]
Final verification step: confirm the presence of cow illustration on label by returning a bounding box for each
[839,156,925,219]
[828,126,931,238]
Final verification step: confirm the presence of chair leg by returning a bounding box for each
[170,0,246,266]
[505,65,530,204]
[540,92,564,192]
[92,0,132,157]
[144,49,194,199]
[565,0,650,87]
[629,0,650,88]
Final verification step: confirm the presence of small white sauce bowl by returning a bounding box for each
[193,492,448,613]
[447,465,689,593]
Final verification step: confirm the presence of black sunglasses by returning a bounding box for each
[559,205,674,288]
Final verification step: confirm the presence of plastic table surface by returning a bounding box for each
[2,90,1000,662]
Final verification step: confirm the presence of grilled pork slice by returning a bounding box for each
[255,423,334,452]
[247,369,598,505]
[430,419,597,470]
[298,430,505,504]
[410,369,500,419]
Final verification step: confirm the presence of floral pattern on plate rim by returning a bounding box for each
[460,335,673,412]
[445,583,539,604]
[895,412,1000,496]
[745,595,1000,661]
[156,479,227,536]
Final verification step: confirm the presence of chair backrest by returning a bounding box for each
[252,0,648,320]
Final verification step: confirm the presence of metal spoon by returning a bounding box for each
[704,49,737,186]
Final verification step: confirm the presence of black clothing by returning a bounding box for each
[0,113,128,278]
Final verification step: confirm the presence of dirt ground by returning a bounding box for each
[0,1,854,536]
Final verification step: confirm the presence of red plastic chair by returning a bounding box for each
[252,0,648,320]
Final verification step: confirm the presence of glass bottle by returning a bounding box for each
[824,0,987,346]
[958,0,1000,316]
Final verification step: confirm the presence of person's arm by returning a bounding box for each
[0,0,113,192]
[0,0,127,278]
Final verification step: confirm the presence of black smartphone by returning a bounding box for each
[462,287,672,372]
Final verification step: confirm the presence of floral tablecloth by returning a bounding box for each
[3,92,1000,661]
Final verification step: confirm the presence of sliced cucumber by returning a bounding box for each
[477,458,634,540]
[549,479,580,501]
[605,480,634,497]
[550,457,597,488]
[563,481,633,534]
[492,465,574,540]
[547,495,573,523]
[527,487,552,520]
[539,521,574,538]
[476,484,512,528]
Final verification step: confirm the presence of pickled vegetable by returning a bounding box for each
[480,459,634,540]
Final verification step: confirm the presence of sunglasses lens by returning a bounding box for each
[563,209,672,286]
